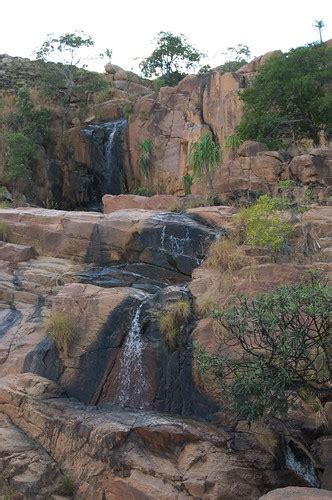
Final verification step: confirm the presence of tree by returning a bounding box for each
[217,44,251,72]
[313,20,325,43]
[140,31,204,86]
[36,31,107,124]
[189,132,222,193]
[4,132,35,186]
[237,43,332,148]
[195,273,332,424]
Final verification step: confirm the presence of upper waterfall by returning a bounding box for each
[82,119,127,203]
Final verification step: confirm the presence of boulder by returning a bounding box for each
[288,150,332,185]
[259,487,332,499]
[0,373,286,499]
[0,241,35,263]
[103,194,180,213]
[238,140,268,157]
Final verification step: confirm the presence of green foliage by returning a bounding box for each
[189,133,222,193]
[235,194,294,251]
[159,297,191,350]
[4,132,35,182]
[199,273,332,423]
[123,103,134,120]
[140,31,204,86]
[278,179,296,190]
[217,44,251,72]
[46,312,76,355]
[138,138,153,178]
[132,186,156,197]
[225,134,243,157]
[0,222,9,241]
[237,43,332,147]
[183,174,193,195]
[313,20,325,43]
[36,31,106,122]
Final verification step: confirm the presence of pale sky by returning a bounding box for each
[1,0,331,74]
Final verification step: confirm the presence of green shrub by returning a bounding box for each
[278,179,296,190]
[183,174,193,195]
[138,138,153,178]
[159,298,191,350]
[4,132,35,183]
[189,133,222,193]
[197,272,332,423]
[235,194,294,251]
[0,222,9,241]
[46,312,76,356]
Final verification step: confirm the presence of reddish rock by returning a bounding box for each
[103,194,180,213]
[238,140,268,157]
[259,487,332,499]
[288,150,332,185]
[0,241,35,262]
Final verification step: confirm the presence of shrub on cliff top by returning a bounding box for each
[237,43,332,148]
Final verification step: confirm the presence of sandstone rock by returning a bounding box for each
[288,150,332,185]
[103,194,180,213]
[237,50,283,74]
[104,63,123,74]
[259,487,332,499]
[0,373,285,499]
[0,241,35,263]
[311,436,332,466]
[0,413,64,497]
[238,140,268,157]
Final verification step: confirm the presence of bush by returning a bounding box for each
[4,132,35,183]
[0,222,9,241]
[46,312,76,356]
[138,138,153,178]
[131,186,156,197]
[196,272,332,423]
[237,43,332,147]
[159,298,191,350]
[60,475,75,496]
[235,194,294,251]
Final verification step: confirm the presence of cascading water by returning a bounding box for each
[113,300,151,409]
[82,119,127,205]
[285,441,320,487]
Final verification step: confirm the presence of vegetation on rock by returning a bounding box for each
[195,272,332,423]
[46,312,76,356]
[189,132,222,193]
[138,138,153,178]
[235,194,294,252]
[140,31,204,86]
[159,297,191,350]
[237,43,332,148]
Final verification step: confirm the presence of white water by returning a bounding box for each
[114,302,150,408]
[285,441,320,487]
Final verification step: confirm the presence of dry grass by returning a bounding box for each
[0,222,9,241]
[204,238,252,272]
[46,312,76,356]
[159,297,191,350]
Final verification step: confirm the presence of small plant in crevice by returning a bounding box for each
[159,297,191,350]
[138,138,153,179]
[132,186,156,197]
[60,474,75,497]
[0,222,10,241]
[224,133,243,158]
[46,312,76,357]
[183,173,193,195]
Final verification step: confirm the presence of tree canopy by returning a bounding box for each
[237,43,332,148]
[196,273,332,424]
[140,31,204,86]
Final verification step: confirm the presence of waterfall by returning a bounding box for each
[285,441,320,487]
[82,119,127,201]
[113,301,151,409]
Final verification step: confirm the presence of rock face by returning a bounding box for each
[0,373,288,500]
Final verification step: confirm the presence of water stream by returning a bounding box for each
[285,441,320,487]
[113,300,151,409]
[82,119,127,201]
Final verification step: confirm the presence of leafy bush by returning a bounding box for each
[4,132,35,183]
[196,272,332,423]
[159,298,191,350]
[138,138,153,178]
[46,312,76,356]
[235,194,294,251]
[237,43,332,147]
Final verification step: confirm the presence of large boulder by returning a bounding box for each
[288,149,332,185]
[0,373,288,500]
[259,487,332,499]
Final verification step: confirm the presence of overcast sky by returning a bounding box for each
[1,0,331,73]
